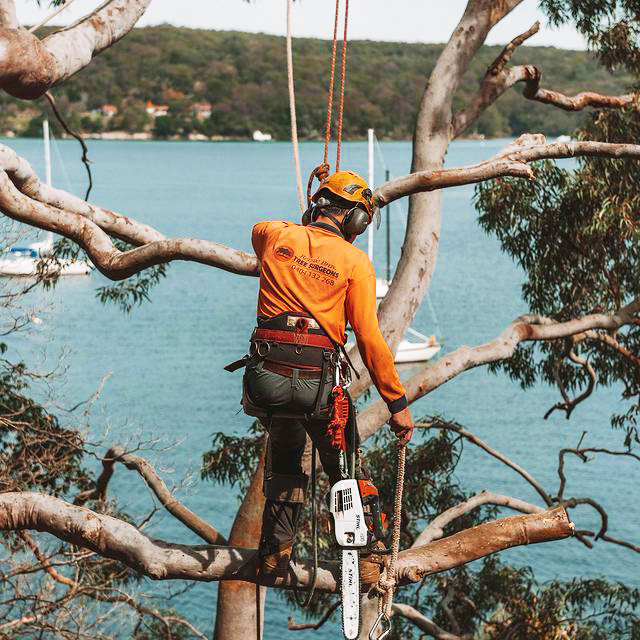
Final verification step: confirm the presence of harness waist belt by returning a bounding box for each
[263,361,323,379]
[253,328,334,349]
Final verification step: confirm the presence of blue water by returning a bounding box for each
[3,137,638,638]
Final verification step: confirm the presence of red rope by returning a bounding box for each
[335,0,349,171]
[323,0,341,167]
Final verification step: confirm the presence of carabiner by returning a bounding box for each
[369,612,391,640]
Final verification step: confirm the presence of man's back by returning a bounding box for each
[252,220,374,345]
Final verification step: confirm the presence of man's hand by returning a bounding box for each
[388,406,414,446]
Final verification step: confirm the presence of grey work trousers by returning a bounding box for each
[244,360,360,555]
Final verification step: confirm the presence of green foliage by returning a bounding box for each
[92,238,168,313]
[201,420,265,493]
[475,106,640,443]
[0,28,632,139]
[541,0,640,73]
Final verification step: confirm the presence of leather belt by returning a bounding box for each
[263,361,323,379]
[253,328,333,349]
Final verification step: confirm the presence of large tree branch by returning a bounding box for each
[0,168,258,279]
[375,135,640,207]
[358,301,640,441]
[412,491,545,548]
[3,136,640,282]
[452,21,637,137]
[74,445,227,545]
[0,493,573,591]
[0,0,153,99]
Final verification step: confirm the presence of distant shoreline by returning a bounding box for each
[1,131,502,143]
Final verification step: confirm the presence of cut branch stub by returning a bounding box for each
[396,506,574,585]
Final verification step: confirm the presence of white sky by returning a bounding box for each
[17,0,588,49]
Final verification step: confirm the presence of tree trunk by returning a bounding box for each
[213,444,266,640]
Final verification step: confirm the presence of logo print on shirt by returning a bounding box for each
[274,245,294,262]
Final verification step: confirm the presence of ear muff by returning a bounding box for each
[302,197,331,226]
[342,207,370,236]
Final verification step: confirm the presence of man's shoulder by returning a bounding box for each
[253,220,293,234]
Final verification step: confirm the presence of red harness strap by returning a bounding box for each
[253,328,333,349]
[327,385,349,451]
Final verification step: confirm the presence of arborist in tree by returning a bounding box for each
[227,167,413,585]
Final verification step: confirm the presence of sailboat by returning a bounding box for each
[0,120,92,277]
[347,129,441,364]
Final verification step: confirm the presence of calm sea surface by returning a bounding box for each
[3,137,638,638]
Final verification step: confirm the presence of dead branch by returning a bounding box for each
[375,136,640,207]
[358,302,640,441]
[452,21,540,136]
[544,349,596,420]
[392,602,464,640]
[44,91,93,200]
[414,421,552,506]
[0,493,573,591]
[74,445,227,545]
[0,0,153,99]
[412,491,545,548]
[557,447,640,500]
[451,21,636,137]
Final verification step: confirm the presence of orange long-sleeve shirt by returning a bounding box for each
[252,220,407,412]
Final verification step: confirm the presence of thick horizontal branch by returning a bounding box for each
[396,506,573,584]
[0,493,573,591]
[412,491,545,548]
[358,301,639,441]
[0,0,153,99]
[74,445,227,545]
[0,166,258,279]
[374,136,640,207]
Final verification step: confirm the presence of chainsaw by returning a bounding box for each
[330,476,388,639]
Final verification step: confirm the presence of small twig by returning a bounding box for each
[544,349,596,420]
[28,0,78,33]
[44,91,93,200]
[415,420,553,505]
[288,600,340,630]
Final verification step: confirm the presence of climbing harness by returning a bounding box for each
[369,444,407,640]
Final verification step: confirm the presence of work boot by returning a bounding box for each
[359,557,382,585]
[360,541,386,585]
[259,543,293,579]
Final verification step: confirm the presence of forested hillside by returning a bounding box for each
[1,26,632,139]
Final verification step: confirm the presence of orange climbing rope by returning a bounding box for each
[323,0,350,172]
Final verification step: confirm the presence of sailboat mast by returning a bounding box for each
[43,119,52,187]
[367,128,375,261]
